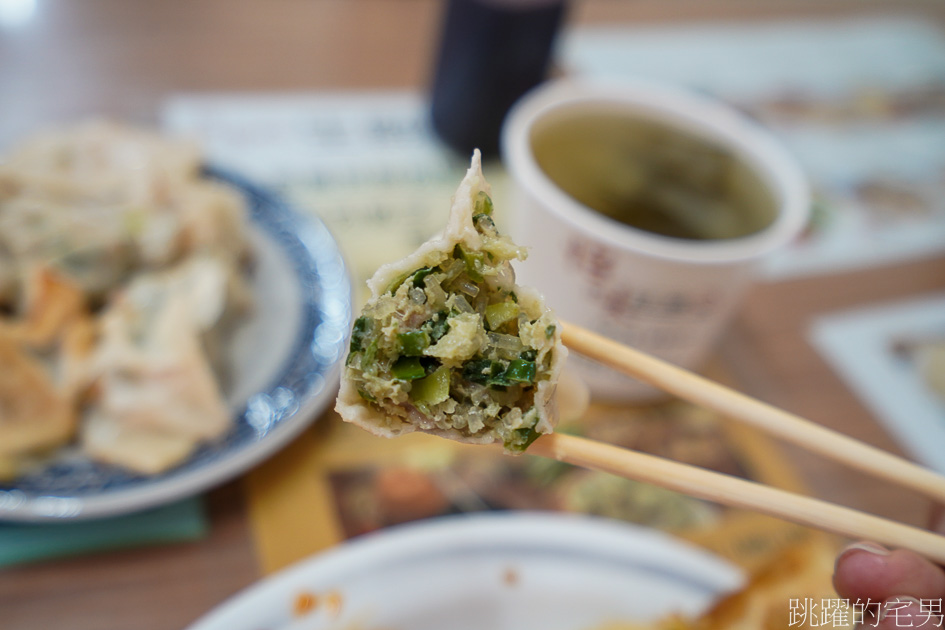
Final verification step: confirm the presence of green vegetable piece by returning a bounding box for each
[391,357,426,381]
[424,312,450,342]
[411,267,434,288]
[410,365,450,406]
[507,426,542,452]
[519,348,537,362]
[349,316,373,353]
[545,324,556,339]
[397,330,430,356]
[461,359,491,384]
[462,359,507,386]
[505,359,536,384]
[386,271,412,295]
[485,301,519,331]
[361,336,380,367]
[453,244,485,282]
[357,389,376,402]
[465,253,486,282]
[387,267,435,294]
[475,191,494,216]
[472,213,496,232]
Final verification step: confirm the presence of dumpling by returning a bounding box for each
[0,331,77,465]
[79,257,233,474]
[0,269,90,477]
[336,151,566,452]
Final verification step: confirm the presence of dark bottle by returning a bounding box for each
[429,0,568,158]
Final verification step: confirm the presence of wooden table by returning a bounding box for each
[2,1,945,628]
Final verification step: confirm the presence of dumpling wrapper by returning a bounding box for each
[80,411,199,476]
[336,150,566,451]
[0,331,76,459]
[79,257,233,474]
[0,269,90,466]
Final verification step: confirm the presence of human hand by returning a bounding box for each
[833,541,945,628]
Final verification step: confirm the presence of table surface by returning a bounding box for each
[3,1,945,628]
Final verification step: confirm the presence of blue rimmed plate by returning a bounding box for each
[187,512,743,630]
[0,168,352,521]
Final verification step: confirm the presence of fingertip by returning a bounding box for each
[834,545,945,601]
[835,541,890,569]
[833,542,892,599]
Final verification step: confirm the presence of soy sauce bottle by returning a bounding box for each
[429,0,568,158]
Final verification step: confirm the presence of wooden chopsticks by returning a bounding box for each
[560,320,945,504]
[530,433,945,564]
[538,320,945,562]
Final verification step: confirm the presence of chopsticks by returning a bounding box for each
[560,320,945,504]
[536,320,945,561]
[529,432,945,564]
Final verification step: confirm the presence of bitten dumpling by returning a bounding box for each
[336,151,566,451]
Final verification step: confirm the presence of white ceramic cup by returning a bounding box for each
[501,78,809,401]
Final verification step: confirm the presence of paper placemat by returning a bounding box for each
[244,389,818,576]
[811,293,945,475]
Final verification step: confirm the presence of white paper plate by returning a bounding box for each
[188,512,743,630]
[0,168,352,521]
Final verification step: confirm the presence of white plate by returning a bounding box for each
[0,168,352,521]
[188,512,743,630]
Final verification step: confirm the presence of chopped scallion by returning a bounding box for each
[474,191,494,216]
[397,330,430,356]
[485,301,519,331]
[410,365,450,405]
[391,356,426,380]
[505,359,536,383]
[349,316,373,353]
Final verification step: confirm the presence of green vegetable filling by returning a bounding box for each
[344,189,555,452]
[360,336,379,367]
[387,266,435,294]
[453,244,485,283]
[507,426,542,452]
[474,191,494,216]
[423,312,450,342]
[485,301,519,331]
[462,357,536,388]
[397,330,430,356]
[505,359,536,384]
[391,356,427,381]
[349,316,374,353]
[411,365,451,406]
